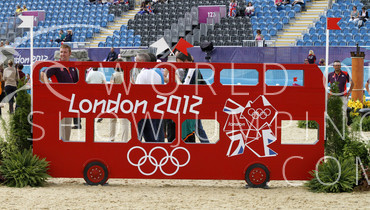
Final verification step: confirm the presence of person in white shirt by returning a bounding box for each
[86,68,106,84]
[135,53,164,142]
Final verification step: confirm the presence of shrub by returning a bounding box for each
[326,82,348,156]
[351,116,370,132]
[305,156,357,193]
[298,120,319,129]
[7,80,32,152]
[0,149,50,187]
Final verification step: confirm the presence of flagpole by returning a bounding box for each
[325,27,329,141]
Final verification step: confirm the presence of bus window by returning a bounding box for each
[220,69,258,85]
[281,120,319,144]
[85,67,119,84]
[40,66,80,83]
[182,119,219,144]
[137,118,174,143]
[94,118,132,142]
[60,118,86,142]
[265,70,304,86]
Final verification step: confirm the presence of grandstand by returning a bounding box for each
[0,0,369,47]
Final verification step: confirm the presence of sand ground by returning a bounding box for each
[0,103,369,209]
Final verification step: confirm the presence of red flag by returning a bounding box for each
[327,18,341,30]
[293,77,297,82]
[173,38,193,56]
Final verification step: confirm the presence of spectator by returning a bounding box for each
[349,6,360,23]
[3,60,19,114]
[55,30,66,43]
[255,29,263,40]
[23,5,28,12]
[304,58,309,64]
[146,2,154,14]
[109,58,130,141]
[63,30,73,42]
[40,45,78,141]
[15,5,22,16]
[275,0,282,6]
[16,63,26,81]
[307,50,316,64]
[228,0,237,17]
[358,7,368,27]
[135,53,165,142]
[318,58,325,66]
[245,2,255,17]
[176,52,209,143]
[0,41,3,47]
[328,60,354,121]
[292,0,304,8]
[106,47,118,61]
[4,41,11,48]
[138,2,148,14]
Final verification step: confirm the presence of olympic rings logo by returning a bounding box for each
[247,108,271,120]
[127,146,191,176]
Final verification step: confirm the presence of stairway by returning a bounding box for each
[274,0,329,47]
[90,7,141,47]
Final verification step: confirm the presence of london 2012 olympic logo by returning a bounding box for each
[127,146,190,176]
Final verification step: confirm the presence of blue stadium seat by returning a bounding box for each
[297,40,304,46]
[120,25,127,31]
[304,40,313,46]
[354,34,361,42]
[345,34,353,42]
[269,28,277,36]
[314,41,321,46]
[310,34,319,42]
[303,34,310,42]
[319,34,326,42]
[288,11,295,18]
[134,41,141,47]
[293,5,301,13]
[330,40,339,46]
[282,17,289,24]
[347,40,356,46]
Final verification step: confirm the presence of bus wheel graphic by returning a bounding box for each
[83,161,109,185]
[245,163,270,188]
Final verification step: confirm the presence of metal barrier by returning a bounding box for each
[242,40,276,47]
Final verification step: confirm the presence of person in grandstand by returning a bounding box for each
[41,45,78,141]
[328,60,354,118]
[358,7,368,27]
[228,0,237,17]
[55,30,66,43]
[106,47,118,61]
[349,6,360,23]
[15,5,22,16]
[176,52,209,143]
[307,50,316,64]
[255,29,264,47]
[23,5,28,12]
[135,53,165,142]
[245,2,255,17]
[63,30,73,42]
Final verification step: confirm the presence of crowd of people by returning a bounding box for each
[89,0,129,5]
[39,45,209,143]
[15,4,27,16]
[0,61,28,116]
